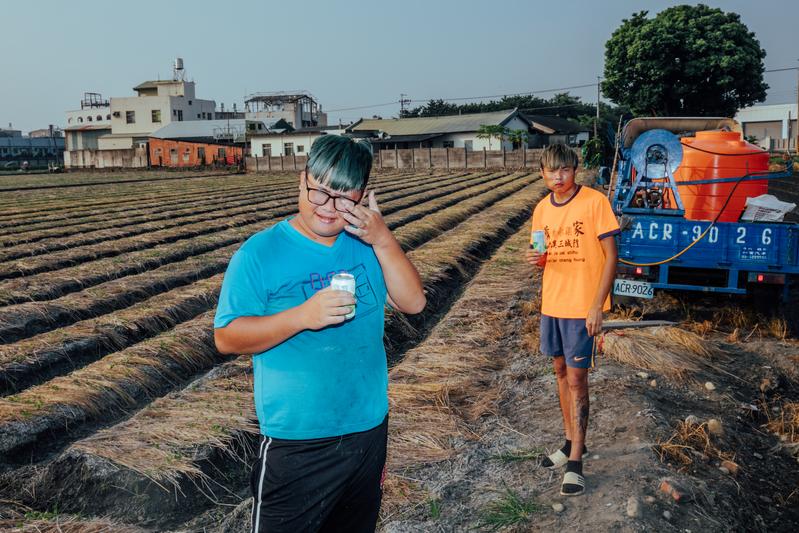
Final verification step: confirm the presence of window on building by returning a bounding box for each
[183,148,190,163]
[96,115,102,121]
[188,100,192,105]
[177,110,183,121]
[197,147,205,162]
[68,118,72,124]
[464,140,473,152]
[258,123,264,130]
[197,114,201,119]
[262,144,271,157]
[297,145,304,153]
[284,142,294,156]
[78,117,83,123]
[170,148,178,164]
[155,148,162,156]
[106,114,111,120]
[218,147,227,160]
[173,110,177,116]
[152,110,161,123]
[126,111,135,124]
[442,141,455,148]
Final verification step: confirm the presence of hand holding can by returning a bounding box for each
[530,230,547,253]
[330,273,356,319]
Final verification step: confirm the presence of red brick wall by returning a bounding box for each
[148,138,244,167]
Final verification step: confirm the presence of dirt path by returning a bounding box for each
[379,228,799,532]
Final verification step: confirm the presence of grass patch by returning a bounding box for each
[490,446,545,464]
[477,485,543,530]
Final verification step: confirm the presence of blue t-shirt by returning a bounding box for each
[214,219,388,439]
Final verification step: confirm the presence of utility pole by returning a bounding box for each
[399,93,411,117]
[595,77,601,139]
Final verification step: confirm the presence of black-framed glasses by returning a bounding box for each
[303,172,364,213]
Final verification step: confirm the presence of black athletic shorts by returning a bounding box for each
[250,416,388,533]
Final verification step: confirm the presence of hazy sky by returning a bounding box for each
[1,0,797,132]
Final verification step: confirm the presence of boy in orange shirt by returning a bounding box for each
[526,143,619,496]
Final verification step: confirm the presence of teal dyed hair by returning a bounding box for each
[306,135,373,191]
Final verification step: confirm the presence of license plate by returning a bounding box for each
[614,278,654,299]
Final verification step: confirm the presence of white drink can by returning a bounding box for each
[530,230,547,252]
[330,272,356,319]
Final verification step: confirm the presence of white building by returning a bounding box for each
[735,103,798,150]
[347,109,534,152]
[245,92,327,129]
[98,79,216,150]
[64,93,112,150]
[64,60,218,157]
[250,125,348,158]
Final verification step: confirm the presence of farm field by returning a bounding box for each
[0,169,797,532]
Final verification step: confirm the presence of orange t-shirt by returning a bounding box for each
[531,185,620,319]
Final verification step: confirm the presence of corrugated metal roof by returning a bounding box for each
[349,109,523,135]
[524,114,589,135]
[151,119,286,140]
[148,120,248,139]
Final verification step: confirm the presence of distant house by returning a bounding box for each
[523,114,590,147]
[735,103,797,151]
[249,125,349,158]
[346,109,533,151]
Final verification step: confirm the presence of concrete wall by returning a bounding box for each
[375,147,543,170]
[66,129,109,150]
[245,154,309,172]
[98,136,134,150]
[64,148,149,169]
[744,121,789,141]
[66,108,111,128]
[736,103,798,140]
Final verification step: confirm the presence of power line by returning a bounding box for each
[328,70,797,116]
[325,81,602,114]
[408,82,600,103]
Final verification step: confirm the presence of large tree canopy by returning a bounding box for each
[602,4,768,117]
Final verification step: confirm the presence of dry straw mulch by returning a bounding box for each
[383,210,545,518]
[601,326,721,380]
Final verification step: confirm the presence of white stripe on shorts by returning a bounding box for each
[252,436,272,533]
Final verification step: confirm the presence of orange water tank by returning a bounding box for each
[674,130,769,222]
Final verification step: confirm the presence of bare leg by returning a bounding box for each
[566,367,589,462]
[553,356,571,441]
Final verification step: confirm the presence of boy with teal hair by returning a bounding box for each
[214,134,426,532]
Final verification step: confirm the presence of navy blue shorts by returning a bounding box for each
[540,315,596,369]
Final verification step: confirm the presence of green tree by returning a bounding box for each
[476,125,508,150]
[602,4,767,117]
[506,129,529,149]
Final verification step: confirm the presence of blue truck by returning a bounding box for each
[600,118,798,301]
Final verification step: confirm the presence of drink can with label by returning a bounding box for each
[330,272,356,319]
[530,230,547,252]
